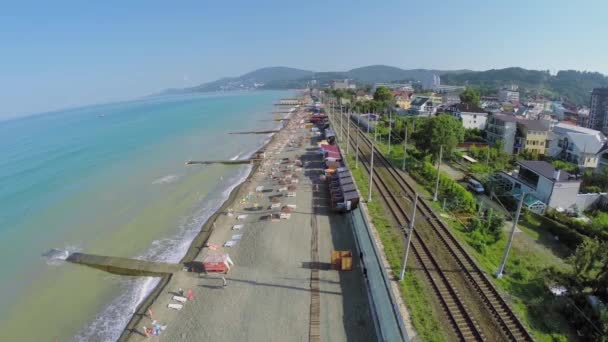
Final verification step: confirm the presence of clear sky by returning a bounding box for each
[1,0,607,118]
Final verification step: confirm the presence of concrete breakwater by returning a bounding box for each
[228,130,280,135]
[185,159,259,166]
[66,252,183,277]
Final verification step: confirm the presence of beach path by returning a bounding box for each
[126,108,375,342]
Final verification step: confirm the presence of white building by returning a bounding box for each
[499,86,520,103]
[492,160,582,213]
[422,74,441,90]
[547,123,607,168]
[409,96,436,116]
[447,103,488,130]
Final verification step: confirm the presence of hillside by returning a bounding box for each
[160,65,453,94]
[441,67,608,105]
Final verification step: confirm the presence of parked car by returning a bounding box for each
[467,178,485,194]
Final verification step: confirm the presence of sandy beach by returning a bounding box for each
[120,101,375,341]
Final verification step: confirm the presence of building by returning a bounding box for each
[492,160,582,213]
[499,85,520,103]
[442,92,461,105]
[547,123,607,168]
[421,74,441,90]
[447,103,488,130]
[515,119,550,155]
[486,113,518,153]
[331,79,354,90]
[373,83,414,92]
[394,90,413,110]
[409,96,436,116]
[587,88,608,135]
[485,113,550,155]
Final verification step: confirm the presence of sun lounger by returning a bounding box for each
[287,192,296,197]
[224,240,237,247]
[172,296,187,303]
[168,304,183,310]
[287,204,297,209]
[232,224,244,230]
[271,202,281,209]
[236,214,248,220]
[231,234,243,240]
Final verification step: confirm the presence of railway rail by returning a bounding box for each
[328,111,533,342]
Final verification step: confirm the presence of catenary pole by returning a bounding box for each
[400,193,418,280]
[402,126,408,171]
[368,125,377,202]
[496,193,525,278]
[356,113,360,169]
[388,110,392,152]
[433,145,443,201]
[346,107,350,155]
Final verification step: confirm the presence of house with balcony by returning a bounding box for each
[491,160,582,213]
[486,113,518,153]
[547,123,607,168]
[514,119,550,156]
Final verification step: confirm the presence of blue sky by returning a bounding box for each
[1,0,607,118]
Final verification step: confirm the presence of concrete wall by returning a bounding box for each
[536,176,554,203]
[549,181,582,209]
[575,192,607,211]
[460,113,487,130]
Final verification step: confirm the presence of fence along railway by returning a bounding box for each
[328,109,533,341]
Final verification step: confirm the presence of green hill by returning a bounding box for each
[441,67,608,106]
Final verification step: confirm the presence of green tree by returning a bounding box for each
[373,86,394,102]
[459,87,481,106]
[414,114,465,160]
[591,213,608,234]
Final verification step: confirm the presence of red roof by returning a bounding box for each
[320,144,340,153]
[325,151,342,160]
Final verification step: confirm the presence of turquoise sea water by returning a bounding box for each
[0,90,289,341]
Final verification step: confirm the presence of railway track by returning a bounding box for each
[329,112,533,341]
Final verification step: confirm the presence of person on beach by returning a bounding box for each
[178,288,184,297]
[222,276,227,288]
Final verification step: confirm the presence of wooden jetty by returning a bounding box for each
[67,252,182,277]
[228,130,280,135]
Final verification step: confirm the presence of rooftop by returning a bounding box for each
[592,88,608,96]
[517,119,548,131]
[411,96,430,106]
[517,160,577,182]
[450,103,486,114]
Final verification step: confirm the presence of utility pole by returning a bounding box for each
[486,147,490,165]
[496,193,525,278]
[402,127,408,171]
[388,110,392,153]
[400,193,418,280]
[340,105,344,143]
[368,125,377,202]
[355,113,360,169]
[433,145,443,202]
[346,107,350,155]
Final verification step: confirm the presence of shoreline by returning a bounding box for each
[117,109,287,341]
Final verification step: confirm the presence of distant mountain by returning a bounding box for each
[161,67,314,94]
[159,65,462,95]
[159,65,608,106]
[441,67,608,106]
